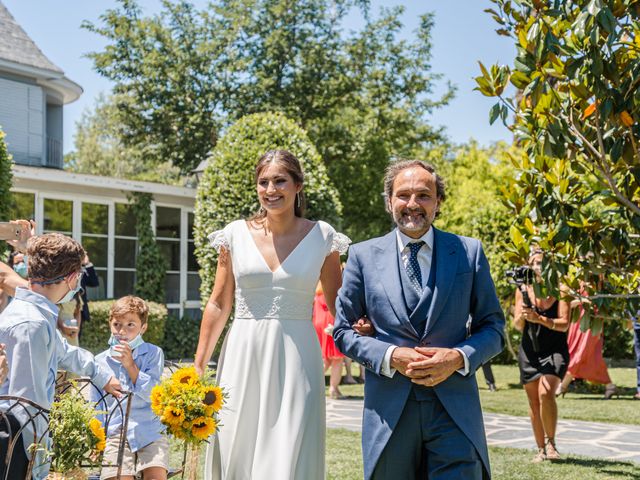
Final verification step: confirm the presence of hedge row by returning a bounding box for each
[82,300,200,360]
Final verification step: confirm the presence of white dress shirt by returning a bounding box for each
[380,227,470,378]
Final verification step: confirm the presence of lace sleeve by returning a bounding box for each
[329,231,351,256]
[208,230,230,253]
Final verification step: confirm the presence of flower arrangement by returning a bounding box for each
[45,388,106,479]
[151,366,224,444]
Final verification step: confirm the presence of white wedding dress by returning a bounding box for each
[204,220,350,480]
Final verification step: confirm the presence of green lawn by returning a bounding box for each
[169,429,640,480]
[328,429,640,480]
[331,363,640,425]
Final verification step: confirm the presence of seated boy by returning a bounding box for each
[92,296,168,480]
[0,233,121,480]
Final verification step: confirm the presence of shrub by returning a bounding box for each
[194,112,342,303]
[0,127,13,256]
[162,314,202,361]
[81,300,167,355]
[131,192,166,303]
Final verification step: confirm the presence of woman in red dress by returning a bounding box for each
[558,299,617,399]
[313,282,344,399]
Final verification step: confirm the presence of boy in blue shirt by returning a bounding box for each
[92,295,168,480]
[0,233,122,480]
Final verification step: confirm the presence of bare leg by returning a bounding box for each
[328,358,343,398]
[343,357,357,384]
[142,466,167,480]
[539,375,560,440]
[523,379,545,449]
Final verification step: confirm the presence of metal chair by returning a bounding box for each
[0,395,50,480]
[56,378,132,480]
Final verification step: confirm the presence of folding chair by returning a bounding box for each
[56,378,132,480]
[0,395,50,480]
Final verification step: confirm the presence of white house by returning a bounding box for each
[1,2,200,320]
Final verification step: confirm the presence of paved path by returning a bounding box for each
[326,398,640,464]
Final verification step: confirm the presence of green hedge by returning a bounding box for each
[162,314,202,361]
[81,300,167,355]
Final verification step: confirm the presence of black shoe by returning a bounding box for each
[488,383,497,392]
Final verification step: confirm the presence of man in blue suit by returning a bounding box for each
[334,160,505,479]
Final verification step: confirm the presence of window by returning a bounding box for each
[82,203,109,301]
[156,206,181,305]
[187,212,201,301]
[114,203,137,298]
[10,192,35,220]
[43,198,72,234]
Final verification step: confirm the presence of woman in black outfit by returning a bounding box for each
[514,250,570,463]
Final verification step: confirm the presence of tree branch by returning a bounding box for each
[564,110,640,218]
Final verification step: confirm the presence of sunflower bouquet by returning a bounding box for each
[44,388,106,479]
[151,366,224,444]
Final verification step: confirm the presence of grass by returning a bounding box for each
[169,429,640,480]
[330,363,640,425]
[328,429,640,480]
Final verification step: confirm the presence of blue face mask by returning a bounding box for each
[13,261,27,279]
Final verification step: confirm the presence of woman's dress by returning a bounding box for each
[518,300,569,384]
[204,220,349,480]
[566,305,611,384]
[312,292,344,361]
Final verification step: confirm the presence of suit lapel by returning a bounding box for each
[373,232,416,336]
[422,228,458,338]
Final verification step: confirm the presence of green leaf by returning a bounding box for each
[490,102,502,125]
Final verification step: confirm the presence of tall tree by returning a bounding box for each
[475,0,640,326]
[65,94,184,185]
[83,0,453,240]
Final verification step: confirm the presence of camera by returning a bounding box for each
[505,265,534,286]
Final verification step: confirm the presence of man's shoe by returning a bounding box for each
[488,383,497,392]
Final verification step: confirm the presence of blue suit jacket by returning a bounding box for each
[333,228,505,479]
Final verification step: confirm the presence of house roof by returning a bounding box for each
[0,1,63,74]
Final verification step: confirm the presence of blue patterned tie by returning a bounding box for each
[406,241,425,295]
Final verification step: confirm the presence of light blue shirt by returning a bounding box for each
[91,341,165,452]
[0,287,112,480]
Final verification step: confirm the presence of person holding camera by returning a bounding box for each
[513,249,570,463]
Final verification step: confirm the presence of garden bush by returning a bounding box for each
[194,112,342,302]
[81,300,167,355]
[162,314,202,361]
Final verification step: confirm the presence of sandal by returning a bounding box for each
[545,438,560,460]
[532,447,546,463]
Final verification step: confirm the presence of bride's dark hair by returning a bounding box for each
[250,150,306,223]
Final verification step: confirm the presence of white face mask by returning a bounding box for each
[108,333,144,358]
[57,281,81,305]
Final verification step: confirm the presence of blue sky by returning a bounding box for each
[3,0,514,154]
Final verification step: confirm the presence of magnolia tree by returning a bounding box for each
[475,0,640,329]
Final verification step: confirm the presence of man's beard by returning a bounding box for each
[393,208,434,233]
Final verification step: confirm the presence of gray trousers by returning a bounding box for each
[372,388,483,480]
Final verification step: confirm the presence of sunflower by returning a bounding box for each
[150,385,166,415]
[202,385,224,413]
[191,416,217,441]
[89,418,106,452]
[162,406,185,426]
[171,366,199,386]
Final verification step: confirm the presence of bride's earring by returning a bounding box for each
[296,192,301,209]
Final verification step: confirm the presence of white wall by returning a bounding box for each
[0,76,44,166]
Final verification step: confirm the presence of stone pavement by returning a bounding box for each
[326,397,640,464]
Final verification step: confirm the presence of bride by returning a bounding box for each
[194,150,349,479]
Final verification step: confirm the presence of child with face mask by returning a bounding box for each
[91,296,168,480]
[0,233,121,480]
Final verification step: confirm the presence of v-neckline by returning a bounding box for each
[244,221,319,274]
